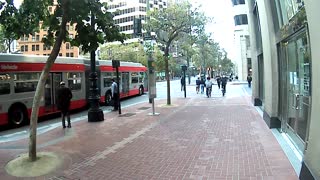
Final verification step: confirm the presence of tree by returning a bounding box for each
[100,42,147,66]
[178,34,197,84]
[0,1,22,53]
[145,1,207,105]
[219,50,234,75]
[0,0,125,161]
[0,26,7,52]
[191,33,220,77]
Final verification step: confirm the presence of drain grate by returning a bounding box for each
[138,107,151,110]
[119,113,136,117]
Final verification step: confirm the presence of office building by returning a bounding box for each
[231,0,252,81]
[105,0,168,43]
[17,1,80,57]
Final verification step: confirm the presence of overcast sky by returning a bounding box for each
[191,0,235,58]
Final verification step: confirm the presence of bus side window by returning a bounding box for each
[103,77,113,87]
[0,83,10,95]
[139,72,145,83]
[67,72,82,91]
[13,73,39,93]
[0,74,10,95]
[131,77,139,83]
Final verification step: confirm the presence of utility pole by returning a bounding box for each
[145,0,159,115]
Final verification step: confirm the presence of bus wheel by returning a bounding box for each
[105,92,112,106]
[139,86,144,95]
[9,105,28,127]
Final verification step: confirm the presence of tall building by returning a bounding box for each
[247,0,320,179]
[231,0,251,80]
[105,0,168,43]
[17,2,80,57]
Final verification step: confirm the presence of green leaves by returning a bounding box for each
[145,1,208,47]
[100,42,147,66]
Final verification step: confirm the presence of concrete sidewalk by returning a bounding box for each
[0,95,297,179]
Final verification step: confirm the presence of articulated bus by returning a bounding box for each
[0,54,147,128]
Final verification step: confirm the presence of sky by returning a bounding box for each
[12,0,235,57]
[190,0,235,58]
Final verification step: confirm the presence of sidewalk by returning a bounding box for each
[0,95,297,179]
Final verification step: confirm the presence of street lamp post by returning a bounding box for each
[88,13,104,122]
[186,51,191,85]
[181,65,187,98]
[112,60,121,114]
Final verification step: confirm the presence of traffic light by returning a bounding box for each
[133,17,142,36]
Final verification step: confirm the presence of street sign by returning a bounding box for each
[112,60,120,68]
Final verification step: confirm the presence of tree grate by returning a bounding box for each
[119,113,136,117]
[48,176,77,180]
[138,107,151,110]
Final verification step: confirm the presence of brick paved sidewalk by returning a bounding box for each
[0,96,297,180]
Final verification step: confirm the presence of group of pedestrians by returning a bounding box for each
[56,74,252,129]
[195,75,228,97]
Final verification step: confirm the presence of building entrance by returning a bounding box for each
[281,29,311,153]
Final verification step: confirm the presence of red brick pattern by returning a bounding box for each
[0,96,297,179]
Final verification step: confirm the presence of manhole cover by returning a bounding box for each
[138,107,150,110]
[119,113,136,117]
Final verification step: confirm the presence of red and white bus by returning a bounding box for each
[0,54,147,127]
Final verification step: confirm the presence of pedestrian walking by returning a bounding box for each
[216,75,221,89]
[221,75,228,95]
[180,76,185,91]
[196,77,201,94]
[200,77,205,94]
[57,81,73,128]
[247,75,252,88]
[111,79,119,111]
[205,77,213,98]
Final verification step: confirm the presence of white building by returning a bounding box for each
[105,0,168,43]
[231,0,251,81]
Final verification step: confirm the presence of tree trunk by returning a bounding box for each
[164,46,171,105]
[29,0,69,161]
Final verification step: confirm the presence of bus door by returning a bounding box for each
[121,72,129,97]
[44,73,62,112]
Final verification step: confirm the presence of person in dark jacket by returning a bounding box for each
[216,75,221,89]
[200,77,205,94]
[221,75,228,93]
[57,81,73,128]
[180,76,185,91]
[247,75,252,88]
[196,77,201,94]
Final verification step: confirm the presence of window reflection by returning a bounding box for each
[67,72,82,91]
[14,73,40,93]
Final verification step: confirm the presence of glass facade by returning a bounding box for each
[231,0,245,6]
[234,14,248,25]
[273,0,305,27]
[270,0,310,153]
